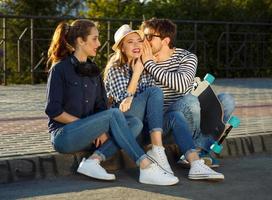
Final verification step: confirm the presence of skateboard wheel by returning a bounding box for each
[204,73,215,84]
[229,116,240,128]
[210,142,223,154]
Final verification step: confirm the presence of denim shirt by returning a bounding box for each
[45,56,107,133]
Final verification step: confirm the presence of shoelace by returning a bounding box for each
[88,158,100,165]
[196,160,215,173]
[88,159,105,170]
[156,148,168,166]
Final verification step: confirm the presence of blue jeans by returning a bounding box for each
[51,108,146,166]
[96,86,164,159]
[164,110,197,157]
[164,94,198,156]
[166,93,235,152]
[94,116,143,160]
[124,87,163,134]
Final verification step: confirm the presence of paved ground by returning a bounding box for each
[0,154,271,200]
[0,78,272,158]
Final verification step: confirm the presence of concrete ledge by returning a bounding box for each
[1,133,271,184]
[219,133,272,157]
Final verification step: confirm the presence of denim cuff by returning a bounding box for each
[194,136,214,152]
[149,128,163,135]
[93,150,106,162]
[136,154,147,166]
[184,149,198,159]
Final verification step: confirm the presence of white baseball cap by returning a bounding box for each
[112,24,144,51]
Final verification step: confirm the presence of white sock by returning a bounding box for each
[191,159,202,166]
[88,155,101,163]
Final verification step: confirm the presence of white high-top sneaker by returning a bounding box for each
[188,159,224,180]
[139,163,179,185]
[77,158,116,180]
[147,146,174,174]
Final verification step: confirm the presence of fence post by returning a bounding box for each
[30,18,34,84]
[194,23,198,54]
[2,18,7,85]
[225,23,230,77]
[107,21,111,59]
[17,28,28,73]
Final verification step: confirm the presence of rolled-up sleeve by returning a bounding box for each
[45,66,64,118]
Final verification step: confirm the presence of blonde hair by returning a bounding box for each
[103,46,128,81]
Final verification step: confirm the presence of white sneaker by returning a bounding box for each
[177,155,190,168]
[178,154,213,168]
[77,158,116,180]
[147,146,174,174]
[139,163,179,185]
[188,159,224,180]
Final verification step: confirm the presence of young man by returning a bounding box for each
[140,18,235,180]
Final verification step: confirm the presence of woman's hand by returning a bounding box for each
[131,58,144,75]
[119,96,133,112]
[93,133,108,148]
[141,40,154,64]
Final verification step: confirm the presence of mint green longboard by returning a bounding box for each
[191,73,240,154]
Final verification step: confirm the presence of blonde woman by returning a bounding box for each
[104,25,176,177]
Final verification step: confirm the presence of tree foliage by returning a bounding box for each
[0,0,82,84]
[85,0,272,77]
[85,0,272,22]
[0,0,271,84]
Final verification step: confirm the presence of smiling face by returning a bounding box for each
[78,26,101,57]
[120,32,143,61]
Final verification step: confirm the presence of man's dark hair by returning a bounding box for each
[141,18,177,48]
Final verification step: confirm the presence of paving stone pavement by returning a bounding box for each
[1,78,271,157]
[0,78,272,184]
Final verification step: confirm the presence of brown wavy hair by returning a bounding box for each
[47,19,96,69]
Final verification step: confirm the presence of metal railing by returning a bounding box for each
[0,14,272,85]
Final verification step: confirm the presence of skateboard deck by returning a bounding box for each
[191,74,240,153]
[198,85,225,140]
[191,75,226,141]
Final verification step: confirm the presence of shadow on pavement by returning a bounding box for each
[0,154,272,200]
